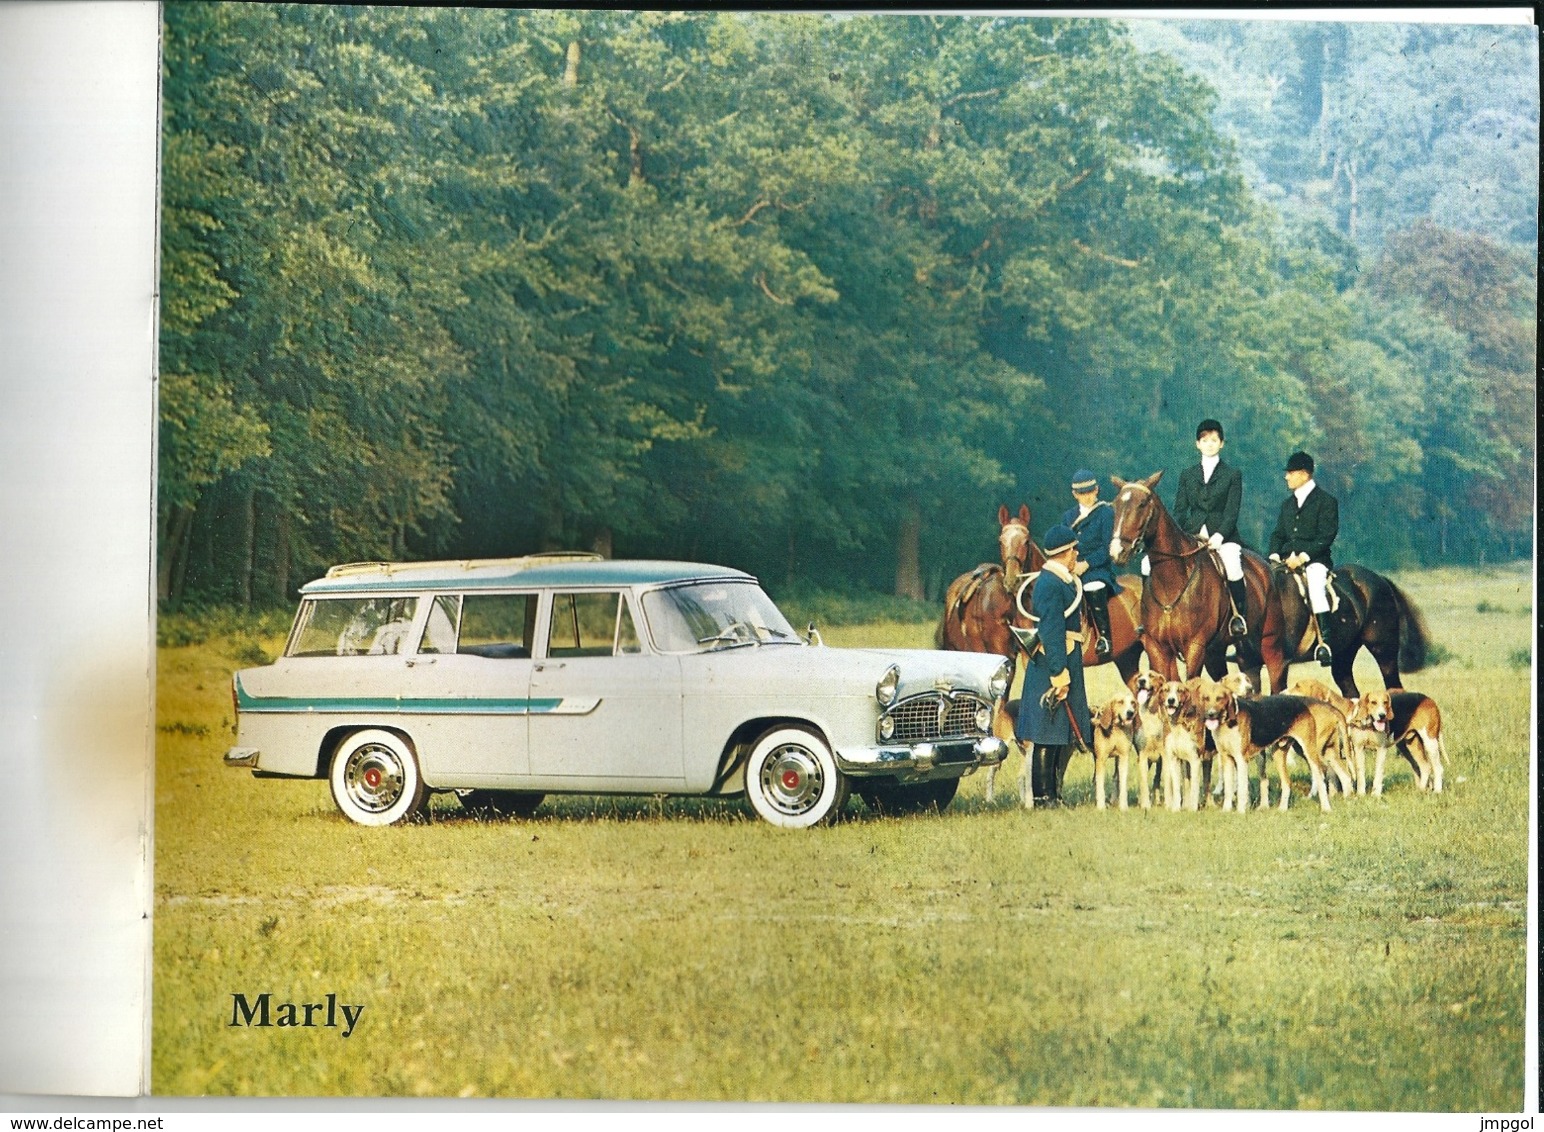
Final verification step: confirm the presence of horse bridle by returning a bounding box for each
[1000,520,1031,583]
[1115,479,1215,613]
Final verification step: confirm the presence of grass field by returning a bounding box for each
[151,563,1533,1107]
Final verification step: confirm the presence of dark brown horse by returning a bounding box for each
[1108,471,1290,694]
[1271,562,1431,697]
[938,505,1145,684]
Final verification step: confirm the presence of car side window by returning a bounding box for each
[418,594,460,655]
[287,597,420,657]
[458,594,536,659]
[548,592,640,657]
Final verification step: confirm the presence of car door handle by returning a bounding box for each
[405,657,436,667]
[535,662,565,671]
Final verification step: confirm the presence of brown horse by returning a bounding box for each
[1108,471,1290,694]
[937,504,1034,660]
[939,504,1144,803]
[938,505,1145,683]
[1271,562,1431,698]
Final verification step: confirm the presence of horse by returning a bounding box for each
[937,504,1035,661]
[938,504,1144,801]
[1108,471,1290,696]
[1270,562,1431,698]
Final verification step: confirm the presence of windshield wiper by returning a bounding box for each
[697,631,759,650]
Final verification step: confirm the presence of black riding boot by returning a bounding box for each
[1227,578,1250,638]
[1313,612,1334,664]
[1032,745,1063,803]
[1086,587,1113,662]
[1053,744,1073,799]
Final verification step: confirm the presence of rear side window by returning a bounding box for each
[457,594,537,659]
[547,592,640,657]
[287,597,420,657]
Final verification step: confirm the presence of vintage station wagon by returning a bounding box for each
[225,554,1010,828]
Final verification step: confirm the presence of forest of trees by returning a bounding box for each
[158,8,1537,610]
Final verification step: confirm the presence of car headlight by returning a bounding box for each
[876,664,900,707]
[878,714,896,741]
[975,705,993,733]
[990,660,1011,701]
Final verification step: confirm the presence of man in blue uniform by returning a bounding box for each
[1063,469,1121,662]
[1013,523,1092,807]
[1173,419,1249,637]
[1269,451,1339,664]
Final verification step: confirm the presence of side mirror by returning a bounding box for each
[805,621,823,647]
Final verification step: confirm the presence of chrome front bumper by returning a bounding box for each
[224,746,260,768]
[836,735,1007,779]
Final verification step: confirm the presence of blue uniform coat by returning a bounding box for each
[1013,563,1092,748]
[1061,500,1123,594]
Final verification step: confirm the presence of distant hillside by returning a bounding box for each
[1124,17,1539,257]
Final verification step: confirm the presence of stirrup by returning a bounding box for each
[1228,612,1247,637]
[1094,635,1112,662]
[1314,641,1332,664]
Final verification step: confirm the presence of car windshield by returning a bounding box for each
[642,581,801,653]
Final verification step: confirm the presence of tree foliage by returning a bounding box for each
[159,8,1536,609]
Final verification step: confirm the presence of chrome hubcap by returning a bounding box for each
[759,744,825,816]
[344,743,406,813]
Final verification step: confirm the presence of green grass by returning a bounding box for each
[152,564,1530,1107]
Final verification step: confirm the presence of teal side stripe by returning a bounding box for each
[235,679,561,715]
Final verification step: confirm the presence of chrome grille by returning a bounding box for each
[883,692,990,743]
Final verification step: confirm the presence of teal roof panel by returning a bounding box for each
[299,558,755,595]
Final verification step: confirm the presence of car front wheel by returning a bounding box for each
[743,726,847,829]
[328,729,427,826]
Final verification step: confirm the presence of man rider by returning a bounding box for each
[1062,469,1120,663]
[1269,450,1339,665]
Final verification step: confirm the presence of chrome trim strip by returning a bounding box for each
[835,736,1006,777]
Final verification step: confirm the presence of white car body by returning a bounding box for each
[226,554,1009,828]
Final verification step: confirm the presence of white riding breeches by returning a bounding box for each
[1139,555,1149,577]
[1304,562,1330,613]
[1217,541,1243,581]
[1083,579,1106,593]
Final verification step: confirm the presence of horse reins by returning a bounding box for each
[1116,480,1216,615]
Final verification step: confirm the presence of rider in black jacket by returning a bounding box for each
[1268,451,1339,664]
[1173,419,1249,637]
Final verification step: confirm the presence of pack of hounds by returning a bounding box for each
[995,670,1447,813]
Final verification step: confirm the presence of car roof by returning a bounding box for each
[299,554,757,595]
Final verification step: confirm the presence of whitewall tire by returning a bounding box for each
[329,729,427,826]
[743,726,847,829]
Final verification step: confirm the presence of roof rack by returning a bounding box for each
[324,551,604,579]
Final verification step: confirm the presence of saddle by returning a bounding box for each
[1280,567,1350,658]
[1284,566,1342,614]
[952,563,1001,617]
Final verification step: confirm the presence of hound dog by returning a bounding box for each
[1218,671,1255,700]
[1206,692,1334,812]
[1196,682,1251,813]
[1159,678,1210,811]
[1127,670,1167,809]
[1286,678,1360,796]
[1091,691,1140,810]
[1353,688,1448,795]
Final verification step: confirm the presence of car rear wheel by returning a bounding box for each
[328,729,426,826]
[457,789,545,819]
[743,726,847,829]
